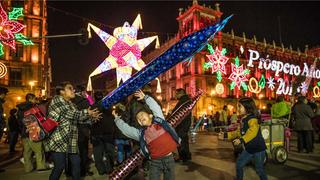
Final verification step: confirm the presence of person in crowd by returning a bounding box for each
[45,82,101,180]
[114,101,132,164]
[208,115,213,130]
[0,87,8,173]
[172,88,192,162]
[219,105,228,126]
[112,90,180,180]
[230,112,238,124]
[292,96,314,153]
[232,97,267,180]
[271,96,291,119]
[91,91,115,175]
[17,93,47,172]
[8,108,19,153]
[70,85,93,177]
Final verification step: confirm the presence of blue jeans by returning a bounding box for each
[49,152,80,180]
[115,139,131,163]
[236,150,268,180]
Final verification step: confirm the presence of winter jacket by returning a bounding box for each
[91,101,114,143]
[114,95,180,159]
[44,95,91,153]
[172,94,192,136]
[292,103,314,131]
[240,114,266,154]
[271,101,291,119]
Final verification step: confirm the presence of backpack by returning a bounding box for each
[23,104,59,142]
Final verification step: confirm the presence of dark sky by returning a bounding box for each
[47,0,320,87]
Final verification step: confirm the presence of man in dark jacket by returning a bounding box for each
[172,88,192,162]
[292,96,314,153]
[71,85,93,177]
[8,108,19,153]
[0,87,8,173]
[91,91,115,175]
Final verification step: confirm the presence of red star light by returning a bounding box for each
[0,4,25,50]
[206,47,229,75]
[228,63,248,89]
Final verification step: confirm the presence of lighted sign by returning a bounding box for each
[248,49,320,79]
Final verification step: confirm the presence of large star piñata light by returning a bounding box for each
[86,14,159,91]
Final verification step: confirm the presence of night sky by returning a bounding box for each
[47,0,320,87]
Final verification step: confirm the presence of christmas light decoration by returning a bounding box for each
[267,77,276,90]
[86,14,160,91]
[248,77,262,94]
[258,74,266,89]
[298,82,308,95]
[0,4,32,56]
[8,7,23,20]
[109,90,203,180]
[215,82,224,95]
[204,45,228,82]
[240,45,244,54]
[313,86,320,98]
[318,81,320,87]
[229,56,249,90]
[14,33,33,45]
[101,15,232,109]
[0,61,7,78]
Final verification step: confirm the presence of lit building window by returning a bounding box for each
[32,20,40,37]
[32,0,41,16]
[31,45,39,63]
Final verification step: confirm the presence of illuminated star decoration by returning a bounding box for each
[86,14,160,91]
[204,44,229,82]
[229,56,249,90]
[298,82,309,95]
[267,77,276,90]
[0,4,33,56]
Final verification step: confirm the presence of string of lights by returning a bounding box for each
[47,5,177,38]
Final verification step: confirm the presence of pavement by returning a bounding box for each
[0,138,23,169]
[0,132,319,180]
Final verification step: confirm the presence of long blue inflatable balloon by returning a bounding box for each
[102,15,233,109]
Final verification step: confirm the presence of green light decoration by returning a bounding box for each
[203,62,212,69]
[230,81,236,90]
[258,74,266,89]
[235,56,240,66]
[8,7,24,20]
[243,69,251,75]
[207,44,214,54]
[318,81,320,87]
[15,33,33,45]
[0,44,4,57]
[217,71,222,82]
[241,82,248,91]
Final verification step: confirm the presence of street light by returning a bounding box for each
[29,81,36,91]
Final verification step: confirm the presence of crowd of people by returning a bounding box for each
[1,81,320,180]
[0,84,193,180]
